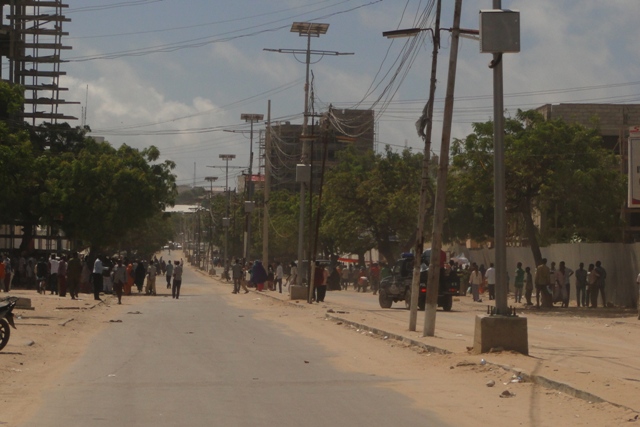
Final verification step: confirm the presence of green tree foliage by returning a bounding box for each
[447,110,626,264]
[119,211,174,260]
[0,81,24,123]
[321,146,425,263]
[42,140,177,251]
[0,80,177,254]
[252,190,299,262]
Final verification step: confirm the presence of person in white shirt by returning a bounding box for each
[275,261,284,294]
[469,263,483,303]
[485,263,496,300]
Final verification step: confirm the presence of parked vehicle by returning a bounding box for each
[0,297,18,351]
[378,252,458,311]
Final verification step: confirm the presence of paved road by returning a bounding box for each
[22,264,449,427]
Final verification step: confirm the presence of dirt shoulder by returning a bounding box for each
[0,290,130,426]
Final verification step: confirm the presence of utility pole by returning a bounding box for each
[384,0,442,331]
[240,113,264,263]
[492,0,508,316]
[265,22,353,289]
[424,0,463,337]
[262,101,271,267]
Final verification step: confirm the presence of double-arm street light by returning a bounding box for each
[241,113,264,263]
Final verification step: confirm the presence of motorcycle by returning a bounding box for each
[0,297,18,351]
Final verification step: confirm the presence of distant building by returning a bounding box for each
[266,109,375,192]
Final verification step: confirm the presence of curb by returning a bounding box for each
[325,313,450,355]
[324,313,638,414]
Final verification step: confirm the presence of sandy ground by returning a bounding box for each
[1,268,639,427]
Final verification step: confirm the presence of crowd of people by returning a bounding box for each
[459,259,609,308]
[0,251,185,304]
[2,247,614,310]
[222,259,391,302]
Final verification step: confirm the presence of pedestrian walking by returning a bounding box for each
[92,255,103,301]
[165,259,173,289]
[469,263,483,302]
[172,259,183,299]
[67,252,82,300]
[557,261,573,308]
[514,262,524,303]
[125,260,134,296]
[485,263,496,300]
[112,259,127,304]
[48,254,59,295]
[146,260,157,295]
[314,261,327,303]
[524,266,533,305]
[275,261,284,293]
[535,258,552,308]
[57,255,68,297]
[594,261,607,307]
[134,260,146,293]
[250,260,268,291]
[575,263,588,307]
[232,259,248,294]
[587,263,599,308]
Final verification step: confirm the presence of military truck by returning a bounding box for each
[378,251,458,311]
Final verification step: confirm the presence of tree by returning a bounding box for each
[447,110,626,265]
[321,146,426,263]
[41,141,177,252]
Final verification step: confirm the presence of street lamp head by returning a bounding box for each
[291,22,329,36]
[383,28,426,39]
[241,113,264,122]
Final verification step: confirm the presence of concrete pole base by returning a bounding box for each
[472,314,528,355]
[289,285,308,300]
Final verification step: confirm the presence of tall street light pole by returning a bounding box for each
[265,22,353,288]
[204,176,218,273]
[491,0,509,316]
[219,154,236,272]
[241,113,264,263]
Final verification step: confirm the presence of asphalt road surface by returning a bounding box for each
[21,265,449,427]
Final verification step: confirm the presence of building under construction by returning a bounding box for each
[0,0,77,124]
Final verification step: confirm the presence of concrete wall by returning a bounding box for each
[464,243,640,307]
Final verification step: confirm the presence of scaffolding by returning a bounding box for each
[0,0,77,124]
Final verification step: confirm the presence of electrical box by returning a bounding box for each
[222,217,230,227]
[479,9,520,53]
[244,201,255,213]
[296,163,311,184]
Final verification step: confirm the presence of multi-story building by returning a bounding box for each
[0,0,77,124]
[266,108,375,192]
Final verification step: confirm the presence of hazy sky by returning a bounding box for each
[53,0,640,188]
